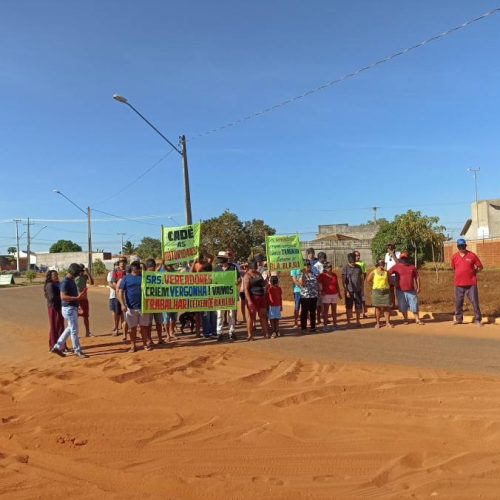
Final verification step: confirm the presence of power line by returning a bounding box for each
[96,149,175,205]
[192,7,500,139]
[91,208,178,227]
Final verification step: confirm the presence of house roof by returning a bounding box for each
[314,233,360,242]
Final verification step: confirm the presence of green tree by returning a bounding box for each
[49,240,82,253]
[201,210,276,260]
[371,210,446,267]
[135,237,162,259]
[25,269,36,283]
[7,247,17,255]
[122,240,136,255]
[92,258,107,277]
[371,220,399,265]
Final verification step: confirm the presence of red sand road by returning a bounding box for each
[2,285,500,499]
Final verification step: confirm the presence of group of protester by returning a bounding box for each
[44,237,484,359]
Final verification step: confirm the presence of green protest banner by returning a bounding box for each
[265,234,304,271]
[161,223,201,265]
[141,271,238,313]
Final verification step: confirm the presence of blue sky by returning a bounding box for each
[1,0,499,254]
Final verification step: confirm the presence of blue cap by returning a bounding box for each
[456,238,467,246]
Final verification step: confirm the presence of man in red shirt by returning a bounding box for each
[389,252,424,325]
[451,238,483,326]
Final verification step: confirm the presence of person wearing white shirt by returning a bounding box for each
[384,243,401,308]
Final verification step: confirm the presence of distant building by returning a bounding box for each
[301,223,379,268]
[444,198,500,267]
[36,251,113,271]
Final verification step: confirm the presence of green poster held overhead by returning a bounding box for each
[161,223,201,265]
[141,270,238,313]
[266,234,304,272]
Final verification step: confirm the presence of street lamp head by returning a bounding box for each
[53,189,61,194]
[113,94,128,104]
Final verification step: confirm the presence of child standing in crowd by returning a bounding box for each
[342,253,364,328]
[317,262,341,331]
[268,273,283,338]
[290,267,302,327]
[367,259,394,329]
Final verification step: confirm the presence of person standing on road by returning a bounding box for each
[44,270,64,350]
[214,251,239,342]
[389,251,424,325]
[299,260,319,333]
[50,263,89,359]
[342,253,364,328]
[243,260,269,341]
[313,252,327,325]
[384,243,400,309]
[145,259,165,345]
[354,250,368,318]
[75,264,94,337]
[239,262,248,325]
[451,238,483,326]
[290,267,302,327]
[118,261,152,353]
[367,259,394,329]
[317,262,342,331]
[107,262,123,336]
[268,274,283,338]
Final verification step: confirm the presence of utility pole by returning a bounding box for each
[467,168,481,239]
[113,95,194,225]
[87,207,93,273]
[26,217,31,272]
[180,135,193,225]
[14,219,21,272]
[117,233,126,254]
[372,207,379,224]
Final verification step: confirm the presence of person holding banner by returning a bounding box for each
[243,260,269,340]
[215,251,239,342]
[118,261,152,353]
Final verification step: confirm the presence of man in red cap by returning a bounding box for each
[451,238,483,326]
[388,252,424,325]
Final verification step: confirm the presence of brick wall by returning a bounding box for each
[444,238,500,268]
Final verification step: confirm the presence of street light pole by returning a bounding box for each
[113,94,193,225]
[53,190,93,272]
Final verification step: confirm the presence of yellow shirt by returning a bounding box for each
[373,270,389,290]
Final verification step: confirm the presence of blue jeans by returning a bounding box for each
[54,306,82,354]
[202,311,217,336]
[455,285,481,322]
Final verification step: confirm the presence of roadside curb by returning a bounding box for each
[281,300,499,325]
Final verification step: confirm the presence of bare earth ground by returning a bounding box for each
[280,269,500,317]
[1,286,500,499]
